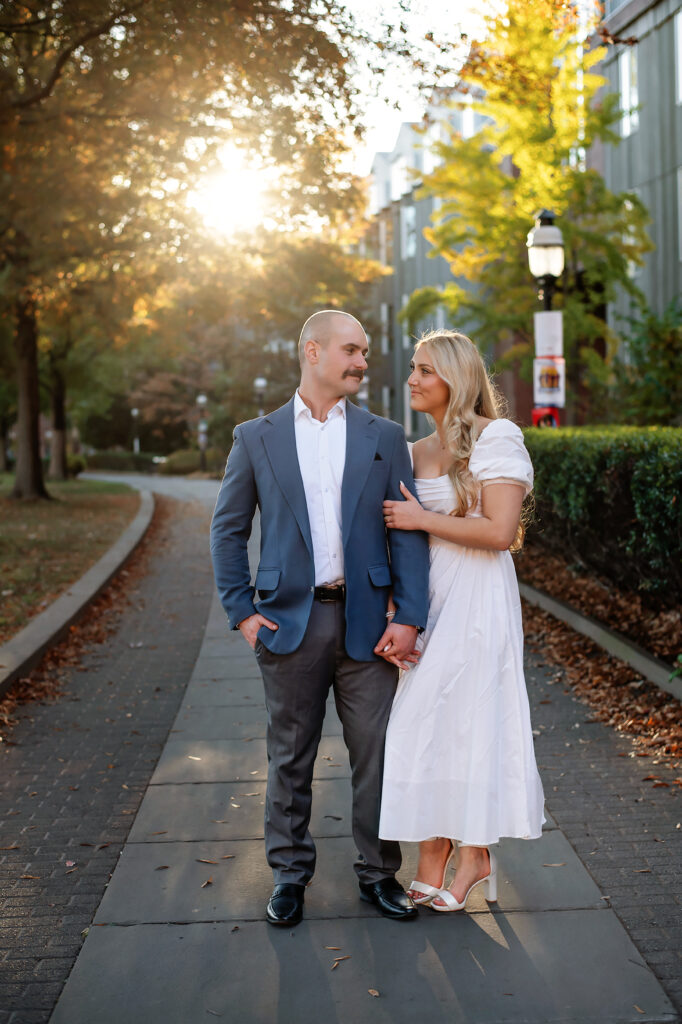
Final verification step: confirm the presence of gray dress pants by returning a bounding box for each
[254,598,401,886]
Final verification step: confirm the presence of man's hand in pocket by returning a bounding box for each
[237,613,278,650]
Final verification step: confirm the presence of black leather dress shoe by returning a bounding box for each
[266,883,305,926]
[359,877,418,920]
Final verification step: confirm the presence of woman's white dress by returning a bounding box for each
[379,418,545,846]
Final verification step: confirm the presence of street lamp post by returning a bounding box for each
[253,377,267,418]
[131,408,140,455]
[527,210,565,426]
[196,393,208,472]
[526,209,565,311]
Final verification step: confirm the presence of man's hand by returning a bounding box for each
[374,622,420,671]
[238,613,278,650]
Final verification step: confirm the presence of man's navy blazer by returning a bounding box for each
[209,396,430,661]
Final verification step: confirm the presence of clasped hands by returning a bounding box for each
[383,481,425,531]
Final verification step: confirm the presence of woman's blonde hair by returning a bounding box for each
[414,329,526,551]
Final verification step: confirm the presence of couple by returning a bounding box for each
[210,309,544,926]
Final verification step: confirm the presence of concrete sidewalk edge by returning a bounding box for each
[0,488,155,699]
[519,580,681,701]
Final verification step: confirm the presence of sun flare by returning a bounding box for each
[190,148,271,236]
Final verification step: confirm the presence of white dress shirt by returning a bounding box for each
[294,389,346,586]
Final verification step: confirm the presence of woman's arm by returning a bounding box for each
[383,481,524,552]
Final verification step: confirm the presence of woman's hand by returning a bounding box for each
[383,481,425,531]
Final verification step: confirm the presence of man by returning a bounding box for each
[210,309,429,926]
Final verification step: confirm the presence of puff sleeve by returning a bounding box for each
[468,420,534,497]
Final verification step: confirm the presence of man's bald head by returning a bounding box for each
[298,309,365,366]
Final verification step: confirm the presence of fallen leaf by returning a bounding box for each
[155,865,170,871]
[20,874,40,879]
[633,868,651,873]
[331,955,352,970]
[249,771,259,775]
[196,858,218,865]
[65,860,76,867]
[188,756,201,761]
[368,989,380,998]
[325,946,342,950]
[324,815,342,821]
[0,845,19,850]
[642,775,659,781]
[634,1007,645,1015]
[230,803,241,809]
[149,831,168,835]
[653,782,669,788]
[327,763,342,767]
[542,863,566,867]
[201,877,213,888]
[221,855,235,860]
[231,925,239,932]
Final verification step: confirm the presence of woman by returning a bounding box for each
[379,329,545,912]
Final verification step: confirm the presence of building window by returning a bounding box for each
[381,385,391,419]
[676,10,682,105]
[462,97,475,139]
[402,294,411,349]
[401,205,417,260]
[403,381,415,436]
[391,156,408,201]
[619,47,639,137]
[380,302,389,355]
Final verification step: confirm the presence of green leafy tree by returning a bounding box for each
[0,0,378,497]
[402,0,652,422]
[611,299,682,426]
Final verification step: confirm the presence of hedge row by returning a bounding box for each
[157,447,226,475]
[523,426,682,604]
[87,451,157,472]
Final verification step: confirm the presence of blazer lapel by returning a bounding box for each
[341,402,379,548]
[261,399,314,559]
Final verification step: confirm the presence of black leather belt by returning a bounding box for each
[314,585,346,602]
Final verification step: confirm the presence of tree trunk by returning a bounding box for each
[0,418,8,473]
[48,359,68,480]
[10,297,49,499]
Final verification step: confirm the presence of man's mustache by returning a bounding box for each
[343,370,364,379]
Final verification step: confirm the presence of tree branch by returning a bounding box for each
[10,1,148,111]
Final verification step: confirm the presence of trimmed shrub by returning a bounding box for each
[86,451,157,472]
[67,454,87,477]
[158,447,226,476]
[523,426,682,604]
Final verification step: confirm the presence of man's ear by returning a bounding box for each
[304,339,319,364]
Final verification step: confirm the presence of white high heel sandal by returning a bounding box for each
[408,842,457,906]
[430,849,497,912]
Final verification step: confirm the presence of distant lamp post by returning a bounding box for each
[131,408,140,455]
[527,209,565,311]
[528,210,566,424]
[253,377,267,418]
[196,393,208,472]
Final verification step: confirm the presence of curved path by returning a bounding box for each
[46,477,677,1023]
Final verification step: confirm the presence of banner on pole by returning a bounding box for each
[534,357,565,408]
[534,311,563,357]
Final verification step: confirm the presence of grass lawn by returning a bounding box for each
[0,474,140,646]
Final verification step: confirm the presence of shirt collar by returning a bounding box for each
[294,389,346,423]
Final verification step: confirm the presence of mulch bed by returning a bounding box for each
[516,540,681,773]
[0,495,176,744]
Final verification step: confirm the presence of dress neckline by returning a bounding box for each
[413,419,505,481]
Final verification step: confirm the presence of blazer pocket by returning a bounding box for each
[255,567,281,591]
[368,563,392,587]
